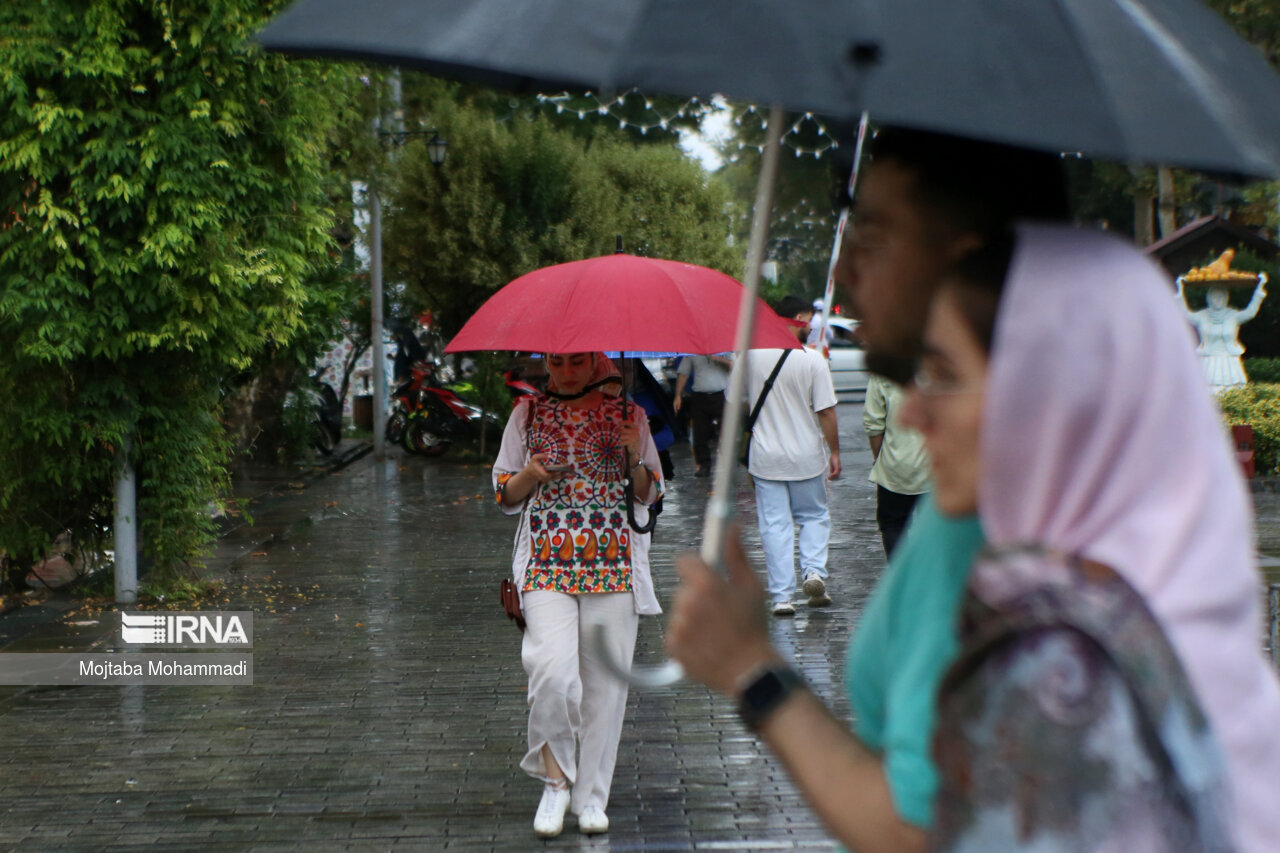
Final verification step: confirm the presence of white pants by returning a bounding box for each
[754,475,830,603]
[519,590,638,813]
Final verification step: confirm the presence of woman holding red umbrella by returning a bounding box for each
[492,352,663,838]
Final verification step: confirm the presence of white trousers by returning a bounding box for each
[519,590,638,813]
[754,474,830,603]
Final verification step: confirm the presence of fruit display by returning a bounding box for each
[1180,249,1261,286]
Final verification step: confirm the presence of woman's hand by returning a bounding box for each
[523,453,569,484]
[619,421,642,466]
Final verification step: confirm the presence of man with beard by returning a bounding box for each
[665,129,1070,852]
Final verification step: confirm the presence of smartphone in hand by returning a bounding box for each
[544,462,576,474]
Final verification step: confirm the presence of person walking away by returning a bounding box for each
[673,353,732,476]
[863,374,929,557]
[492,352,663,839]
[740,295,840,616]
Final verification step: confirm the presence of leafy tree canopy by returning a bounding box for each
[382,78,739,336]
[0,0,352,580]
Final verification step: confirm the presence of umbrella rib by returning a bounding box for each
[1047,0,1132,158]
[1112,0,1272,169]
[1054,0,1269,169]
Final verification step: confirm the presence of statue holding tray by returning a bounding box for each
[1176,249,1268,392]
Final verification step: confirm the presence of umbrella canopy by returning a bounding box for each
[444,253,802,355]
[258,0,1280,176]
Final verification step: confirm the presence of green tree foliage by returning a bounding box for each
[714,106,843,304]
[0,1,348,583]
[1245,358,1280,383]
[1207,0,1280,69]
[382,82,739,337]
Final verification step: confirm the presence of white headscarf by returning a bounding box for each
[980,224,1280,852]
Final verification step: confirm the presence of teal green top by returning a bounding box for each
[844,495,984,829]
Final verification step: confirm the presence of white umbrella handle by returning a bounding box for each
[589,107,787,690]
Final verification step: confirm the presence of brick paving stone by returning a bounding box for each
[0,404,955,849]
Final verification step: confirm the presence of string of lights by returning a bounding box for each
[535,89,841,160]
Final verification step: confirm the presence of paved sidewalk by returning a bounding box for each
[0,405,885,852]
[3,402,1277,852]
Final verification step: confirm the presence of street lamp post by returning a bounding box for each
[368,118,446,460]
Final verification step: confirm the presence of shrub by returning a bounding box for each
[1218,383,1280,476]
[1245,358,1280,384]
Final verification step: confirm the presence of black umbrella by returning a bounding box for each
[258,0,1280,177]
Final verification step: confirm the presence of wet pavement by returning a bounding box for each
[1,401,1277,851]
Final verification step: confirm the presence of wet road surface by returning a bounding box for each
[0,404,886,852]
[3,400,1277,851]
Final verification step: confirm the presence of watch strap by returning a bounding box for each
[736,664,804,732]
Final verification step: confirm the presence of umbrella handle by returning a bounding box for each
[588,622,684,688]
[618,363,659,535]
[589,107,787,691]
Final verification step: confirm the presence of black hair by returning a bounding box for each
[942,230,1018,355]
[773,294,813,319]
[865,128,1071,240]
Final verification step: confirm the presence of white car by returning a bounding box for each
[822,317,870,401]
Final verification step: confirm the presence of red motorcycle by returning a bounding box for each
[388,362,537,457]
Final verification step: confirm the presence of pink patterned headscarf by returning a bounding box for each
[980,224,1280,851]
[544,352,622,396]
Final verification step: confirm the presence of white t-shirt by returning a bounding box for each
[737,347,837,481]
[676,354,731,393]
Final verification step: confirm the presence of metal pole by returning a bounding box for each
[114,436,137,605]
[371,179,387,460]
[370,72,404,461]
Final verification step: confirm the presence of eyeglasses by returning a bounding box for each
[910,364,980,398]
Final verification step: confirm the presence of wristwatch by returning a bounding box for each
[736,664,805,732]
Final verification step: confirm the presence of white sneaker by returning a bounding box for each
[579,805,610,835]
[533,784,571,838]
[771,600,796,617]
[802,572,831,607]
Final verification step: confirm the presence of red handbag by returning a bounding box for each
[500,578,526,632]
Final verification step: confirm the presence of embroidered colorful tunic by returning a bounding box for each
[493,395,663,613]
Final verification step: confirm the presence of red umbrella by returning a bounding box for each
[444,253,801,354]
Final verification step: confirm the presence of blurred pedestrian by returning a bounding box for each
[628,358,678,481]
[902,225,1280,850]
[673,353,732,476]
[862,374,929,558]
[492,352,663,838]
[738,295,840,615]
[666,128,1071,852]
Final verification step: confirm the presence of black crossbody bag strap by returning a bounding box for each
[742,351,792,462]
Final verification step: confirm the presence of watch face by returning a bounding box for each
[743,669,786,708]
[739,666,801,730]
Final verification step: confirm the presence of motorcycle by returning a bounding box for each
[288,376,343,456]
[388,361,531,457]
